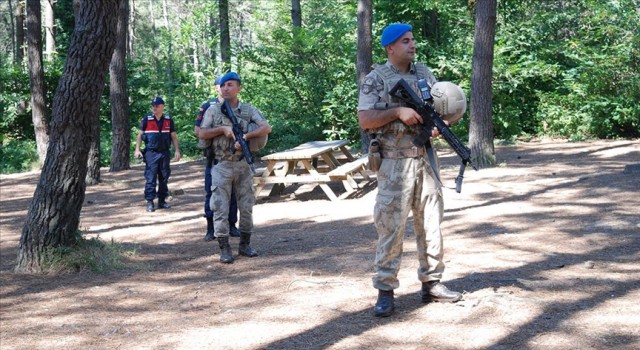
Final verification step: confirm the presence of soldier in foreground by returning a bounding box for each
[358,23,463,317]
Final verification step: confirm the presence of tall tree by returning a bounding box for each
[85,125,101,184]
[26,0,49,166]
[44,0,55,61]
[468,0,497,168]
[356,0,372,151]
[162,0,174,95]
[219,0,230,70]
[291,0,301,27]
[290,0,302,74]
[15,0,119,273]
[109,0,130,172]
[14,1,25,65]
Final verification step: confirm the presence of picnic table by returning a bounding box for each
[253,140,371,201]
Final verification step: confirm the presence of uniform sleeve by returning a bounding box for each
[358,71,384,111]
[249,105,267,124]
[139,117,146,130]
[195,102,210,127]
[169,118,176,133]
[201,104,217,129]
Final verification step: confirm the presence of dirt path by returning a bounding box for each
[1,139,639,350]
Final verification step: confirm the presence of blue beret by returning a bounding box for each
[381,23,413,47]
[151,96,165,105]
[219,72,241,86]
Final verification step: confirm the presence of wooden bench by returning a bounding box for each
[327,156,370,194]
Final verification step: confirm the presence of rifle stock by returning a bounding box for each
[221,101,257,174]
[389,79,477,192]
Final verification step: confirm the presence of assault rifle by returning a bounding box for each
[221,100,257,174]
[389,78,477,193]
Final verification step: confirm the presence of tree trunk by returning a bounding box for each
[219,0,230,70]
[26,0,50,166]
[356,0,373,152]
[9,0,24,65]
[290,0,302,75]
[162,0,174,96]
[209,12,217,63]
[15,0,119,273]
[291,0,301,27]
[128,0,135,57]
[469,0,497,168]
[15,2,25,65]
[44,0,56,61]
[85,128,101,185]
[110,0,131,172]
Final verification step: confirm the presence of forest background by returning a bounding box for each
[0,0,638,175]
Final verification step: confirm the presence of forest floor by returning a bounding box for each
[1,139,639,350]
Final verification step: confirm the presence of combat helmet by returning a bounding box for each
[430,81,467,124]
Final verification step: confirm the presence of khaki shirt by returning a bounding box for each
[200,102,266,161]
[358,61,437,152]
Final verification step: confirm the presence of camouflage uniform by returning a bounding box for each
[358,61,446,291]
[200,102,267,238]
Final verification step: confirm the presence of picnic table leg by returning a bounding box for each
[268,161,294,196]
[339,146,356,162]
[254,161,278,198]
[300,159,338,201]
[320,152,341,169]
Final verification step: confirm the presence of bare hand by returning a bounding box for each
[173,150,181,162]
[222,126,235,140]
[397,107,423,126]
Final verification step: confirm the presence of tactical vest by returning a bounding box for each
[369,62,437,152]
[142,115,172,151]
[210,102,255,160]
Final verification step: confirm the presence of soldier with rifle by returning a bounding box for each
[358,23,468,317]
[195,75,241,241]
[198,72,272,264]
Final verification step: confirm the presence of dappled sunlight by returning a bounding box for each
[1,140,638,349]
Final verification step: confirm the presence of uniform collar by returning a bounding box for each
[385,60,416,74]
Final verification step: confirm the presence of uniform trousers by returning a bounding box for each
[204,160,238,225]
[209,160,255,238]
[144,150,171,202]
[372,155,445,291]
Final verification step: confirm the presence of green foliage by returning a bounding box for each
[0,138,39,173]
[1,0,638,175]
[41,233,140,274]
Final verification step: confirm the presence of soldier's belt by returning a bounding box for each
[381,146,425,159]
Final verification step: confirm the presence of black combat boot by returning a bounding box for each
[374,289,394,317]
[238,233,258,257]
[204,217,215,241]
[218,236,234,264]
[421,281,462,303]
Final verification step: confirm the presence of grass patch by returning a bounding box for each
[41,235,142,274]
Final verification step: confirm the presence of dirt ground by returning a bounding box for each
[1,139,639,350]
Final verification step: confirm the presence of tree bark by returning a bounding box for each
[469,0,497,168]
[26,0,50,166]
[15,0,119,273]
[291,0,301,27]
[44,0,56,61]
[356,0,373,152]
[162,0,174,95]
[15,2,25,65]
[85,128,101,185]
[110,0,131,172]
[219,0,230,70]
